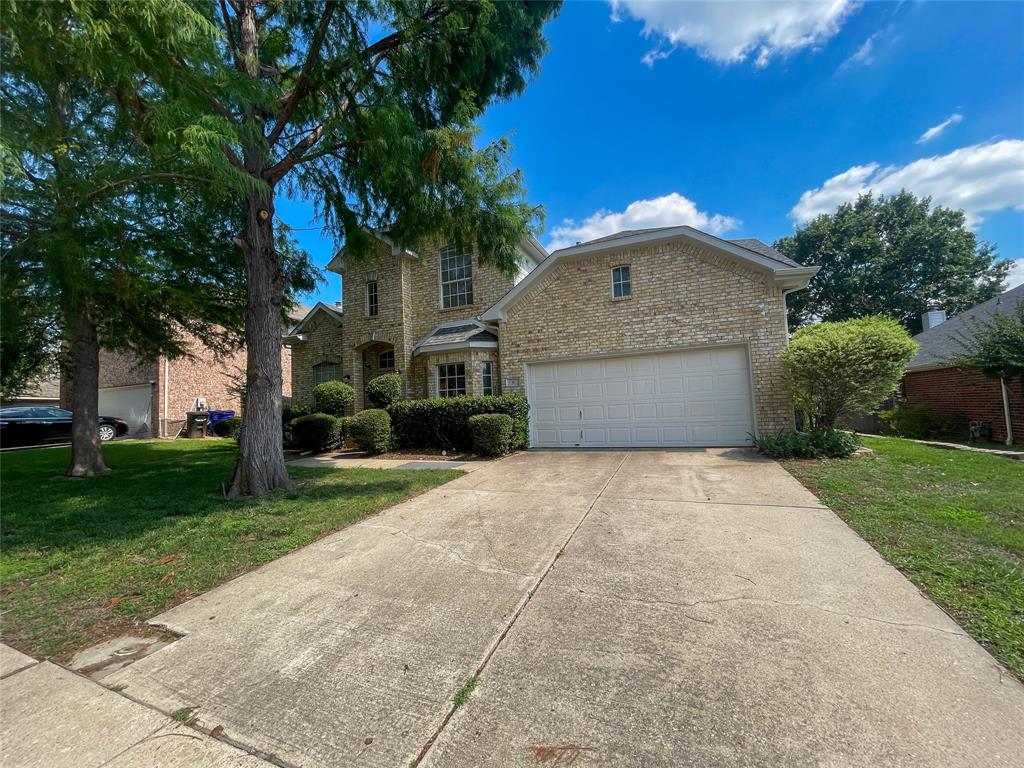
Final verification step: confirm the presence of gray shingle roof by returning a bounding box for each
[415,323,497,350]
[562,227,802,268]
[908,284,1024,371]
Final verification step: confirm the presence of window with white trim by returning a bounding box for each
[378,349,395,369]
[366,280,379,316]
[481,361,493,396]
[313,362,339,384]
[440,246,473,308]
[611,265,632,298]
[437,362,466,398]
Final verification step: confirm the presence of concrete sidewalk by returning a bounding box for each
[0,645,268,768]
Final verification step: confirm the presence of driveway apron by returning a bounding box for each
[107,449,1024,767]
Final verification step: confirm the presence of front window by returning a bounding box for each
[611,265,632,298]
[378,350,395,369]
[314,362,339,384]
[481,361,493,396]
[366,280,379,317]
[440,246,473,308]
[437,363,466,398]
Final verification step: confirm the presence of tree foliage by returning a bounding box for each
[780,317,918,430]
[948,298,1024,381]
[776,192,1010,333]
[138,0,561,495]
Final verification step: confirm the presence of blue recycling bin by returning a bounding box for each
[207,410,236,435]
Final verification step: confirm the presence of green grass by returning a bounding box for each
[783,436,1024,680]
[0,440,459,660]
[452,675,478,709]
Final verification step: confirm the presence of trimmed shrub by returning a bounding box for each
[213,415,243,438]
[313,379,355,416]
[282,403,313,424]
[365,373,403,408]
[388,394,529,451]
[469,414,513,456]
[780,317,917,430]
[754,429,859,459]
[879,402,962,440]
[291,413,343,453]
[349,409,391,454]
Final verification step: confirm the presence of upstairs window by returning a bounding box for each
[440,246,473,308]
[481,361,494,396]
[314,362,339,384]
[366,280,379,317]
[378,350,395,369]
[437,363,466,398]
[611,265,632,298]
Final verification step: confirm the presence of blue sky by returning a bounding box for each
[283,1,1024,306]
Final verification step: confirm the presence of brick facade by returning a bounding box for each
[498,240,794,436]
[291,232,800,442]
[293,239,515,409]
[64,333,292,437]
[903,368,1023,443]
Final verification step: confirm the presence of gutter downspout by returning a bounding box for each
[162,357,170,438]
[1001,377,1014,446]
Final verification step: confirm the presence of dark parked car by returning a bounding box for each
[0,407,128,448]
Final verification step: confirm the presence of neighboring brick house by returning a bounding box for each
[902,285,1024,443]
[61,308,306,438]
[287,226,817,448]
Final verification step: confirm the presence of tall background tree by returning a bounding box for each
[0,2,303,475]
[776,191,1011,333]
[153,0,561,496]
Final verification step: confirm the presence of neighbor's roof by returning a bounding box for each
[412,320,498,354]
[482,225,818,322]
[908,284,1024,371]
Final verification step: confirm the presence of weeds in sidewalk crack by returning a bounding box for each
[453,676,478,709]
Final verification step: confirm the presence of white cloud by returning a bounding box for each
[917,113,964,144]
[790,140,1024,226]
[610,0,860,68]
[546,193,740,252]
[1007,259,1024,289]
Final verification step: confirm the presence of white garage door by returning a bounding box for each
[98,385,152,437]
[528,346,754,448]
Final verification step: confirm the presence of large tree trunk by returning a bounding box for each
[226,0,291,497]
[67,312,108,477]
[226,192,291,497]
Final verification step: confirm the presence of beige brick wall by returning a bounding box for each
[408,348,500,399]
[290,310,346,405]
[498,240,795,436]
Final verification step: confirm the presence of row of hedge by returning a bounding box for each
[387,394,529,452]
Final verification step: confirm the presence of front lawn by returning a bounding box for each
[783,436,1024,680]
[0,440,459,660]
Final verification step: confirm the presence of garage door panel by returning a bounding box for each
[98,385,151,438]
[528,346,753,448]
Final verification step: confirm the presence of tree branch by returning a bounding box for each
[86,173,215,200]
[267,1,337,147]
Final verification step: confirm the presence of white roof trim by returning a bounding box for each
[288,302,343,336]
[481,227,819,322]
[413,340,499,355]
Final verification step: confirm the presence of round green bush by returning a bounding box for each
[468,413,513,456]
[282,403,313,424]
[290,413,343,453]
[213,415,243,438]
[365,373,403,408]
[313,379,355,416]
[348,409,391,454]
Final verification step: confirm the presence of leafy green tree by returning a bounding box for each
[147,0,560,496]
[0,2,274,475]
[776,192,1010,333]
[780,317,918,430]
[948,298,1024,445]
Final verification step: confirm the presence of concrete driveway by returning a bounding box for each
[108,450,1024,767]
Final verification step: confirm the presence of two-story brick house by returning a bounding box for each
[286,226,818,448]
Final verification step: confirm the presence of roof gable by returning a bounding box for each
[287,302,343,336]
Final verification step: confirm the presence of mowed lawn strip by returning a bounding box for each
[0,440,459,660]
[783,436,1024,680]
